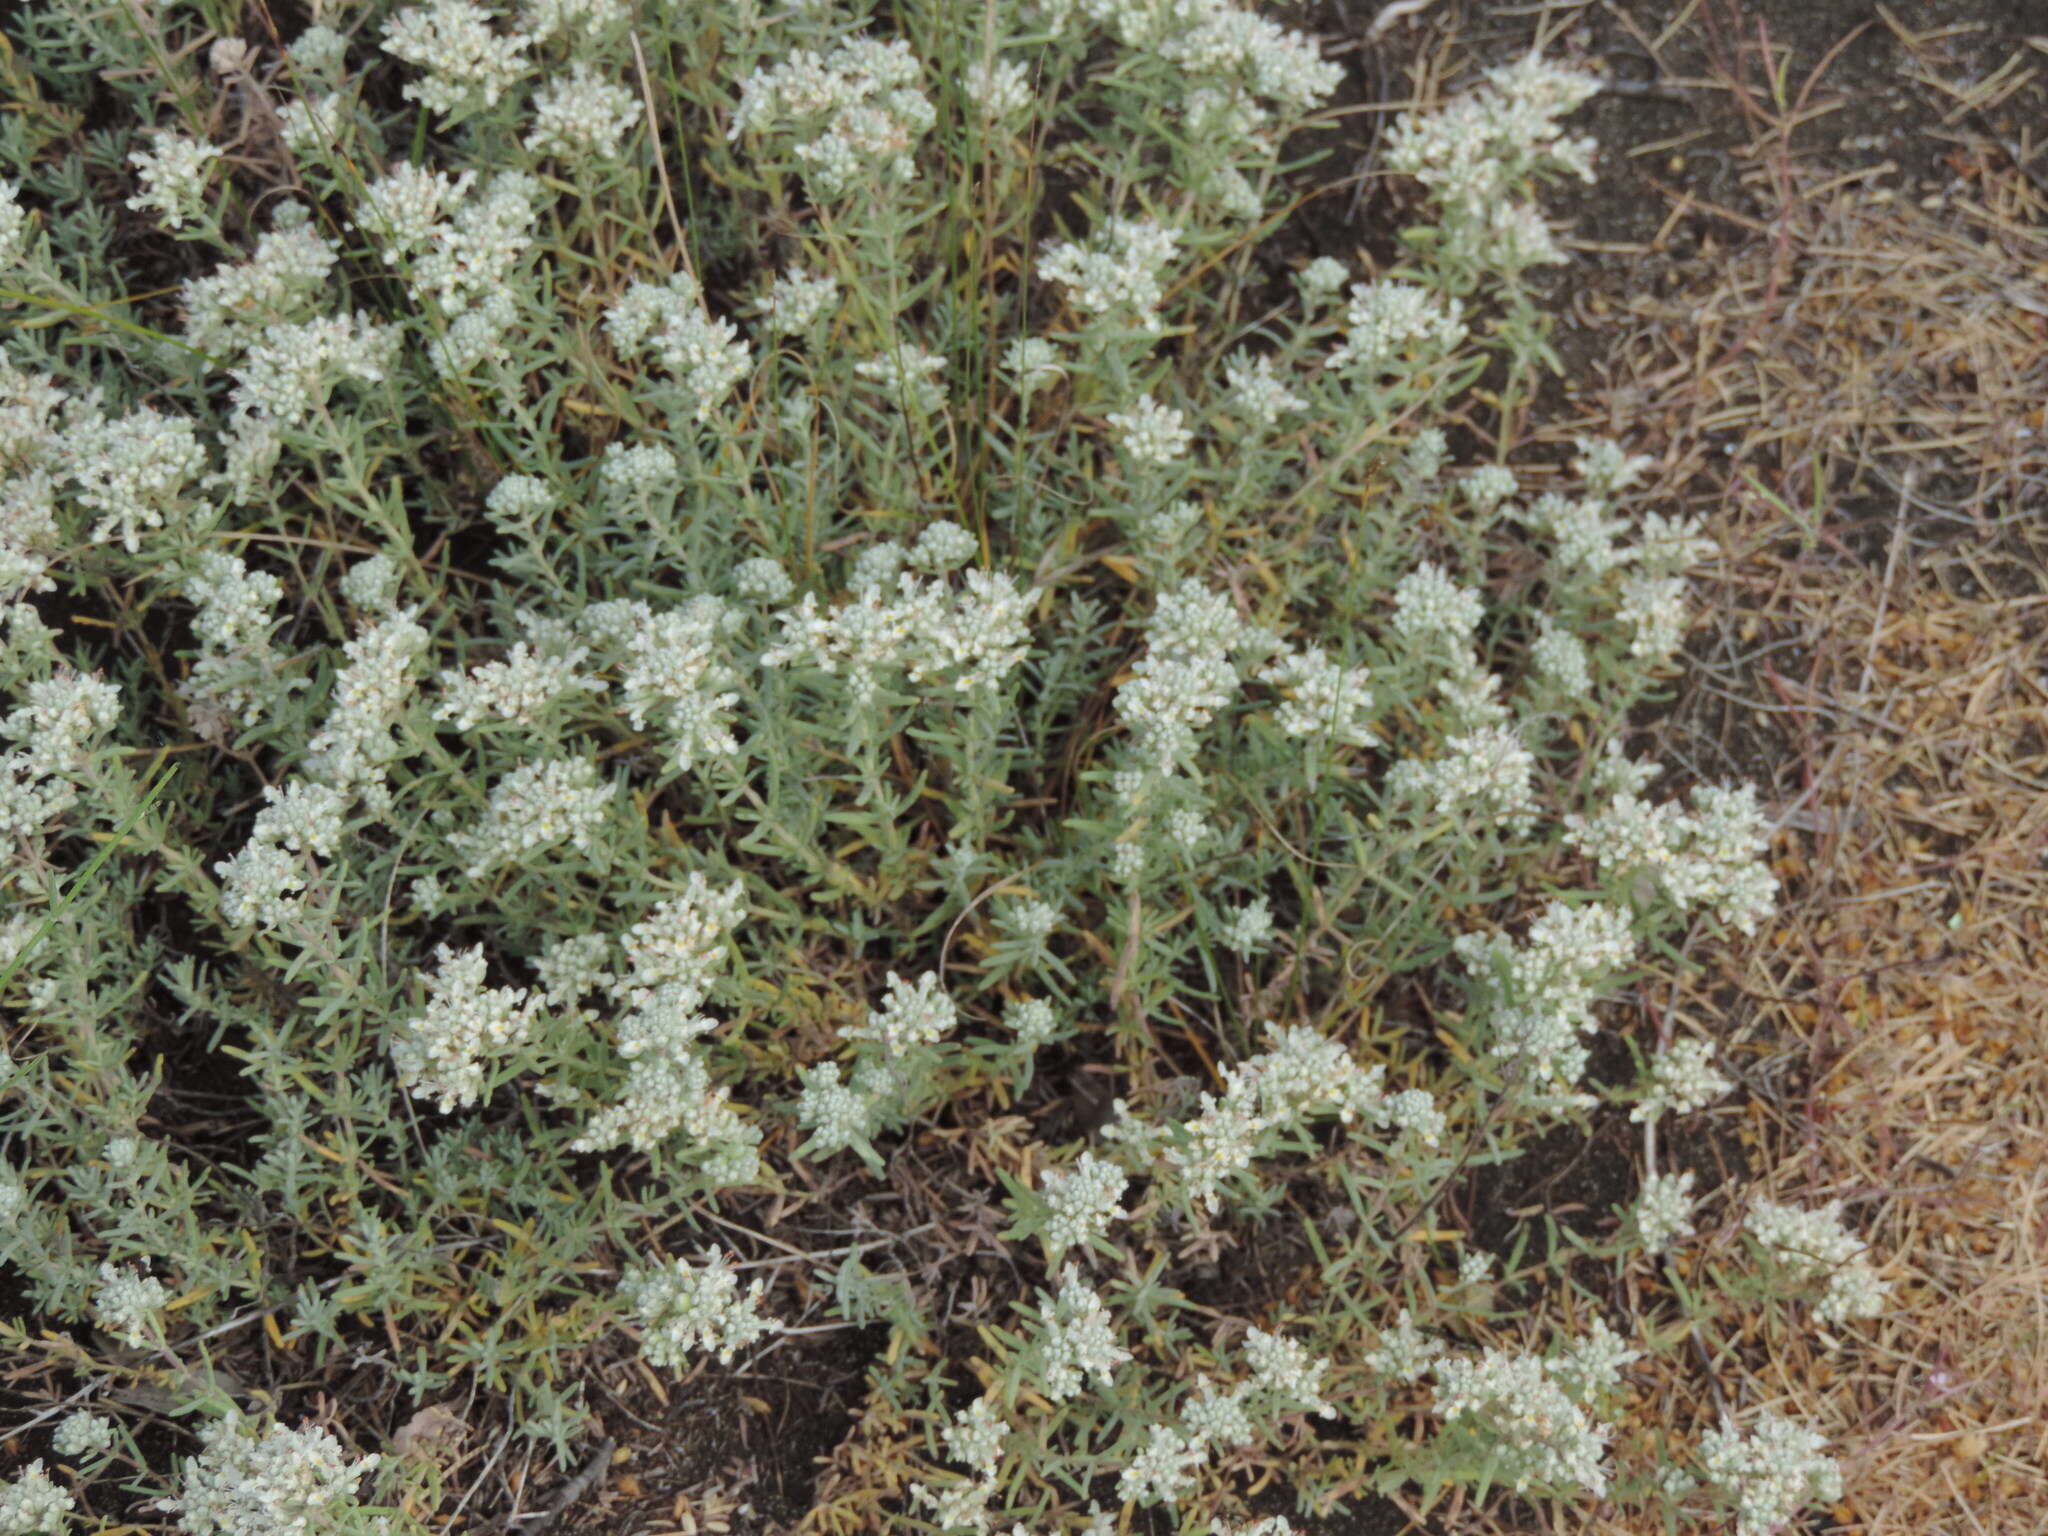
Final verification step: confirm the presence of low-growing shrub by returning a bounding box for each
[0,0,1880,1530]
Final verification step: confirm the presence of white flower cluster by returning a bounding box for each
[854,343,948,414]
[389,943,540,1111]
[1108,1024,1442,1213]
[1114,579,1271,785]
[1038,217,1180,335]
[1040,1151,1128,1257]
[1364,1307,1444,1383]
[1003,997,1059,1050]
[1529,617,1592,698]
[450,755,615,877]
[1744,1197,1891,1325]
[942,1395,1008,1480]
[213,778,350,929]
[526,61,640,158]
[228,311,401,429]
[962,55,1032,120]
[843,970,957,1057]
[51,403,206,553]
[794,1057,897,1162]
[757,266,839,337]
[435,635,605,731]
[1105,394,1191,466]
[521,0,626,40]
[581,597,742,774]
[1453,901,1636,1103]
[1002,336,1064,394]
[184,214,339,355]
[1245,643,1376,753]
[301,605,431,805]
[567,876,757,1173]
[1616,571,1690,662]
[1384,55,1600,275]
[93,1258,170,1346]
[731,37,937,199]
[1386,723,1536,829]
[0,181,27,270]
[273,84,353,159]
[620,1249,779,1367]
[1043,0,1338,133]
[1034,1267,1132,1400]
[1113,1327,1331,1506]
[1216,895,1275,956]
[616,873,748,1011]
[1326,281,1467,376]
[1117,1423,1207,1505]
[1569,753,1778,934]
[1391,562,1483,642]
[1633,1169,1697,1254]
[0,1463,72,1534]
[52,1410,115,1459]
[1430,1344,1619,1496]
[162,1412,378,1536]
[355,162,539,374]
[598,442,680,508]
[606,272,754,421]
[1223,350,1308,428]
[763,557,1035,706]
[0,670,120,839]
[1632,1036,1732,1124]
[127,131,220,229]
[1697,1411,1843,1536]
[1244,1326,1335,1418]
[381,0,530,116]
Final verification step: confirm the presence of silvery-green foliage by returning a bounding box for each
[0,0,1844,1528]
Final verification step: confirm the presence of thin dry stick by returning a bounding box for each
[629,29,693,277]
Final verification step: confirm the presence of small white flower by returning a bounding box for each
[449,756,615,877]
[1244,1327,1334,1418]
[962,55,1032,120]
[757,267,839,337]
[126,131,220,229]
[1634,1169,1697,1254]
[1223,350,1307,428]
[1116,1423,1205,1506]
[942,1395,1008,1478]
[1744,1197,1890,1325]
[619,1250,779,1367]
[1002,997,1058,1050]
[52,1410,116,1459]
[381,0,531,116]
[1698,1411,1842,1536]
[910,520,978,574]
[1217,896,1275,956]
[525,62,640,159]
[1460,464,1518,511]
[1106,394,1191,466]
[1298,256,1349,298]
[1632,1037,1731,1124]
[1035,1267,1131,1400]
[734,556,795,603]
[1002,336,1064,393]
[160,1413,378,1536]
[1364,1307,1443,1383]
[1326,280,1466,375]
[93,1259,170,1346]
[1040,1152,1128,1257]
[1391,562,1483,641]
[1039,217,1180,334]
[844,970,957,1057]
[388,943,540,1111]
[855,344,948,413]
